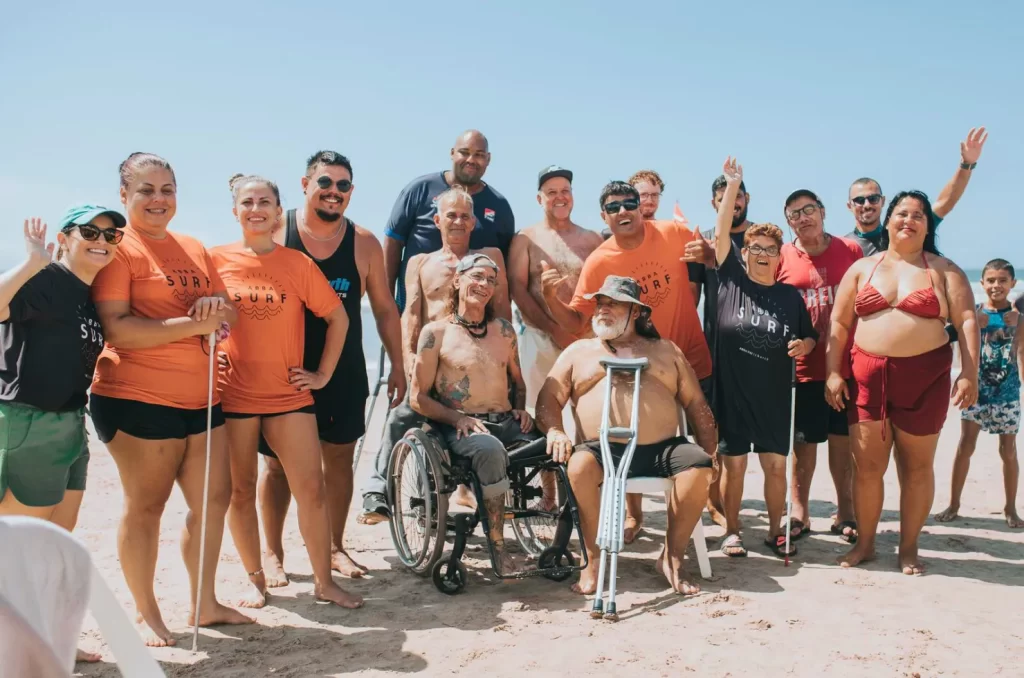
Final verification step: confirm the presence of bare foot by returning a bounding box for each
[898,545,926,575]
[76,648,101,663]
[136,618,176,648]
[623,516,643,544]
[1005,509,1024,529]
[571,560,599,595]
[657,548,700,595]
[493,542,519,577]
[934,505,960,522]
[238,571,268,609]
[453,485,477,511]
[188,602,255,627]
[262,551,289,587]
[706,501,728,530]
[315,580,364,608]
[838,543,876,568]
[331,548,369,578]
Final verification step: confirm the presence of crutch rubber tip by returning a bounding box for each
[603,604,618,622]
[590,601,604,618]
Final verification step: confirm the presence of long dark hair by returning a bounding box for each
[879,190,942,256]
[635,309,660,340]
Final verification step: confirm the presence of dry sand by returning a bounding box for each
[74,402,1024,677]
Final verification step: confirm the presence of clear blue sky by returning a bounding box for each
[2,1,1020,273]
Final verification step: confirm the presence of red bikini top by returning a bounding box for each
[854,253,943,320]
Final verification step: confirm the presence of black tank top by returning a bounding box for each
[284,209,368,399]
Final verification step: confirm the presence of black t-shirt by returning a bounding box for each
[694,228,747,357]
[713,254,817,452]
[0,264,103,411]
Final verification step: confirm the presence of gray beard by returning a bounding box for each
[592,315,628,341]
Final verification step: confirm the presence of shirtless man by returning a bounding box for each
[359,186,511,521]
[509,165,603,414]
[536,276,718,595]
[410,253,536,572]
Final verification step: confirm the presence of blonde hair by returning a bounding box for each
[743,223,784,249]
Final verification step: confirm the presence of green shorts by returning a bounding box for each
[0,401,89,507]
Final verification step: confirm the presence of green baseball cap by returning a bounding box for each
[58,204,127,232]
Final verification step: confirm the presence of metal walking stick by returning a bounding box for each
[352,345,389,471]
[591,357,648,621]
[192,331,217,652]
[784,354,797,567]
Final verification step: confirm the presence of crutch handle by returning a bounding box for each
[599,357,650,370]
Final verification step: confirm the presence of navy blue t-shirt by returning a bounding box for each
[384,171,515,311]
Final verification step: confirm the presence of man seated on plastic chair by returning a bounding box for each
[536,275,719,596]
[409,253,538,575]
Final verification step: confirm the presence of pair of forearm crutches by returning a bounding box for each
[589,354,797,621]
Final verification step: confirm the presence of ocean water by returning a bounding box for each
[358,270,1020,388]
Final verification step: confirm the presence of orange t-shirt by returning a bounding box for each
[570,219,712,379]
[211,243,342,414]
[91,226,227,409]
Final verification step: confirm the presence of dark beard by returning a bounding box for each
[314,209,343,222]
[453,168,482,186]
[732,206,748,229]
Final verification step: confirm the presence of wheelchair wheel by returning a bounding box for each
[538,546,577,582]
[508,467,560,558]
[387,429,449,575]
[431,556,467,595]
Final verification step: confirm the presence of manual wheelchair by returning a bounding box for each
[386,422,587,594]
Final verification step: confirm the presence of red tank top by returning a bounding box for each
[854,252,943,320]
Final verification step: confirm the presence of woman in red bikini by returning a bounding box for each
[825,190,979,575]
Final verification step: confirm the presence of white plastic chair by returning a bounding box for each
[0,517,166,677]
[624,476,713,579]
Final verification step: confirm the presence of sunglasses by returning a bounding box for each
[64,223,125,244]
[746,244,780,257]
[786,204,819,222]
[851,194,883,206]
[316,175,353,192]
[603,198,640,215]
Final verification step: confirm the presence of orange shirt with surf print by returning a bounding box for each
[91,227,227,409]
[211,243,342,414]
[570,219,712,379]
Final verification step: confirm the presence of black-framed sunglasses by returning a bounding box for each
[603,198,640,215]
[64,223,125,244]
[786,204,819,222]
[851,194,883,206]
[746,244,780,257]
[316,175,353,192]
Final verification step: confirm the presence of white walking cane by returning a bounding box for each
[784,355,796,567]
[192,332,217,652]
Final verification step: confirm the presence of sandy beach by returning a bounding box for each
[73,400,1023,677]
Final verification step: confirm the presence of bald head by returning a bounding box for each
[450,130,491,186]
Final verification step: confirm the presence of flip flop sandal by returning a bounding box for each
[721,534,747,558]
[784,519,811,541]
[830,520,858,544]
[765,534,798,558]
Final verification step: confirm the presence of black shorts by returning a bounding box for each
[794,380,849,444]
[258,392,367,457]
[577,435,713,478]
[224,405,316,420]
[89,393,225,444]
[718,431,778,457]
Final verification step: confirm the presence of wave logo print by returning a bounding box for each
[163,258,215,310]
[234,273,288,321]
[735,302,789,353]
[630,260,673,308]
[329,277,351,300]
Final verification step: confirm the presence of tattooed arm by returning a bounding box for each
[536,344,576,462]
[673,344,718,475]
[409,322,486,438]
[500,319,527,411]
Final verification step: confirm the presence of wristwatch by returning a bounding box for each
[960,161,977,170]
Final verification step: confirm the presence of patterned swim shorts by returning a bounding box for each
[962,400,1021,435]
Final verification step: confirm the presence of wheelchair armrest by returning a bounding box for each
[506,437,550,464]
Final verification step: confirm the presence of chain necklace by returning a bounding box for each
[299,210,345,242]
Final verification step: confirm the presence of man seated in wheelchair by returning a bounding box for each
[409,253,539,574]
[536,275,719,596]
